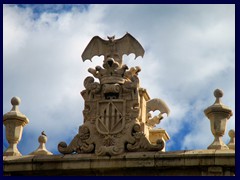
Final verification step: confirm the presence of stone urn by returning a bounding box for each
[3,97,29,156]
[204,89,233,150]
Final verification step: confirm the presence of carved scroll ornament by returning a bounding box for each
[58,33,169,156]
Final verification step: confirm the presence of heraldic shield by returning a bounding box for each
[96,100,126,135]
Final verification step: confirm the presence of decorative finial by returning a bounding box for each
[10,96,21,111]
[227,129,235,150]
[38,131,47,144]
[11,96,21,106]
[214,89,223,104]
[30,131,53,155]
[3,96,29,156]
[204,89,232,150]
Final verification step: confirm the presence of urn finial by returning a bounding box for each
[3,96,29,156]
[204,89,233,150]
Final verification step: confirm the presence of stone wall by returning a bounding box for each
[3,149,235,176]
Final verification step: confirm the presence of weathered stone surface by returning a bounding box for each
[204,89,233,150]
[227,129,235,150]
[149,128,170,151]
[81,33,145,66]
[3,97,29,156]
[58,33,170,156]
[214,149,235,166]
[3,150,235,176]
[29,131,53,155]
[4,155,34,172]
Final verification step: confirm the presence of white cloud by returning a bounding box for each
[3,4,235,154]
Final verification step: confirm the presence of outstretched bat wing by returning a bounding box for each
[115,33,145,59]
[81,36,108,62]
[146,98,170,116]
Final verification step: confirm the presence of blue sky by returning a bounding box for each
[3,4,235,154]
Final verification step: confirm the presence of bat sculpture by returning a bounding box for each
[146,98,170,127]
[81,32,145,65]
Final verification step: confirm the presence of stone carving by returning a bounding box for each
[81,33,144,66]
[58,125,94,154]
[29,131,53,155]
[227,129,235,150]
[58,33,170,156]
[3,97,29,156]
[126,124,165,152]
[146,98,170,128]
[204,89,233,150]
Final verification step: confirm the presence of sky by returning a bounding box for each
[3,4,235,155]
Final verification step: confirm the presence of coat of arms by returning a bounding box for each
[96,100,125,135]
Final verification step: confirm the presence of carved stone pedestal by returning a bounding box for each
[149,128,170,152]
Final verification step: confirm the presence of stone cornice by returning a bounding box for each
[3,150,235,176]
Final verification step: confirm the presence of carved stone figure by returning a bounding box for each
[146,98,170,128]
[81,32,145,66]
[58,33,170,156]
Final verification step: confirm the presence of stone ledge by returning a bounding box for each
[3,149,235,176]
